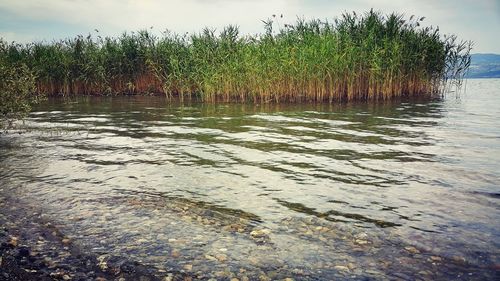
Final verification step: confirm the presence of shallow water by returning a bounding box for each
[1,79,499,280]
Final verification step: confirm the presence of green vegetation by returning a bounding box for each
[0,41,44,128]
[0,11,471,103]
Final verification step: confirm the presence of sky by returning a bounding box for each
[0,0,499,53]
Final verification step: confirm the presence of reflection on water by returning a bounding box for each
[1,79,499,279]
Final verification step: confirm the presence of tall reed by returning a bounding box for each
[0,10,471,103]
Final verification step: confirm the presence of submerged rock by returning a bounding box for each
[7,236,18,247]
[333,265,350,271]
[171,249,181,258]
[16,246,30,258]
[404,246,420,254]
[250,229,271,239]
[355,239,369,245]
[215,253,227,262]
[430,256,442,262]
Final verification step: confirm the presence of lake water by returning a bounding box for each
[1,79,499,280]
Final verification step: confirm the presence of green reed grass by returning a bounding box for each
[0,10,471,102]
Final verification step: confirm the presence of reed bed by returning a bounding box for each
[0,11,471,103]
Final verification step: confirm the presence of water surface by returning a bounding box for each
[1,79,499,280]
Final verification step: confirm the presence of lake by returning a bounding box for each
[1,79,499,280]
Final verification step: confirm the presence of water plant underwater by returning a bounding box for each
[0,10,471,104]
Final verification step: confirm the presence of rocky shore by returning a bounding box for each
[0,194,187,281]
[1,189,498,281]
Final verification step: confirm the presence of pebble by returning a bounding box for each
[17,246,30,257]
[334,265,350,271]
[418,270,431,276]
[452,256,466,263]
[292,269,304,275]
[355,233,368,240]
[171,249,180,258]
[248,257,259,265]
[183,264,193,271]
[393,272,411,279]
[250,229,271,238]
[430,256,442,262]
[215,253,227,262]
[259,275,270,281]
[205,254,217,261]
[214,271,228,278]
[8,236,18,247]
[404,246,420,254]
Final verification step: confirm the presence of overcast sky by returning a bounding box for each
[0,0,499,53]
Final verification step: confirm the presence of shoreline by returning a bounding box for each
[1,186,498,281]
[0,193,188,281]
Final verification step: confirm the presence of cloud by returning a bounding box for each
[0,0,288,34]
[0,0,499,52]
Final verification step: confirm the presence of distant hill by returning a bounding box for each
[466,53,500,78]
